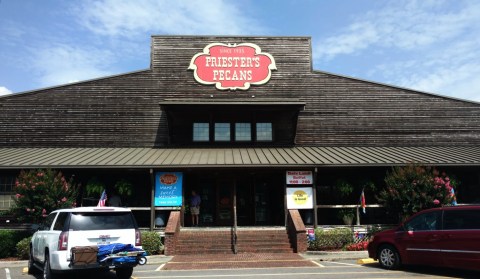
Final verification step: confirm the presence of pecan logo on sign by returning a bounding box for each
[188,43,276,91]
[160,173,178,185]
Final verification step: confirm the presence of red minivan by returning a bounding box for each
[368,205,480,271]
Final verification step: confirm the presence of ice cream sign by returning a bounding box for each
[188,43,277,90]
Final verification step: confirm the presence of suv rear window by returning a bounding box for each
[69,212,136,231]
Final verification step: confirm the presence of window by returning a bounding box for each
[69,212,136,231]
[0,176,15,209]
[405,211,441,231]
[256,123,272,141]
[235,123,251,141]
[42,213,57,230]
[53,212,69,231]
[215,123,230,141]
[444,210,480,230]
[193,123,209,142]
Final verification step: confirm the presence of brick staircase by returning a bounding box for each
[175,228,293,255]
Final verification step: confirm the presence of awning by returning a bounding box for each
[0,146,479,169]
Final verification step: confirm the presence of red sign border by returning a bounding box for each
[188,43,277,91]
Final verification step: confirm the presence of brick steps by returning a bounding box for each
[175,229,293,255]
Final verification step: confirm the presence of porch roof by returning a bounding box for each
[0,146,479,169]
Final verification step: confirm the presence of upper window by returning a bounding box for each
[235,123,251,141]
[193,123,209,142]
[215,123,231,141]
[256,123,273,141]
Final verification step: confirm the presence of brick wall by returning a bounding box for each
[164,211,181,256]
[287,209,307,253]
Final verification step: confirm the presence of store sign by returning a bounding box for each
[286,171,313,185]
[188,43,276,91]
[155,172,183,206]
[286,187,313,209]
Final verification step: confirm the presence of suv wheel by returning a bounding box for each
[43,254,56,279]
[116,267,133,279]
[28,247,37,274]
[378,244,401,270]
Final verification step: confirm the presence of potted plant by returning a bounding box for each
[337,209,355,225]
[85,177,105,197]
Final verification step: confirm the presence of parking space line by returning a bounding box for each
[310,260,325,267]
[321,260,360,267]
[156,264,165,271]
[5,268,11,279]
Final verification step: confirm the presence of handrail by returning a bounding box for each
[232,179,238,254]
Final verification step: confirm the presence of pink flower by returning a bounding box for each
[26,208,31,212]
[37,172,44,177]
[15,193,21,199]
[42,209,47,217]
[61,197,67,202]
[433,199,440,205]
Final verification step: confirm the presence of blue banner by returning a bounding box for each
[155,172,183,206]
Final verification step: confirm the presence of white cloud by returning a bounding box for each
[314,1,480,60]
[0,86,12,96]
[75,0,265,37]
[30,44,116,87]
[313,0,480,102]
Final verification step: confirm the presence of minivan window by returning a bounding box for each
[69,212,136,231]
[443,210,480,230]
[405,211,441,231]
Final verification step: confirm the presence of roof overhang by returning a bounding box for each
[0,146,479,169]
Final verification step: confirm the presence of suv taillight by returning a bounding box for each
[135,229,141,246]
[58,231,69,251]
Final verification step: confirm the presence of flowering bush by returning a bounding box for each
[12,169,78,223]
[377,164,458,221]
[345,241,369,251]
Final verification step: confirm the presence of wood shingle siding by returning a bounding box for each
[1,36,479,148]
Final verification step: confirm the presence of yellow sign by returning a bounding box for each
[293,190,308,205]
[286,187,313,209]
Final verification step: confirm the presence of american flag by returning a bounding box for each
[360,189,366,214]
[97,190,107,207]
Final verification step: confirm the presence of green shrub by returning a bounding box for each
[308,228,353,251]
[0,230,30,258]
[16,236,32,260]
[141,231,164,255]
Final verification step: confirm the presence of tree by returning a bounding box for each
[377,164,457,221]
[12,169,78,223]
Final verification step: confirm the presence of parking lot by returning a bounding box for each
[2,258,479,279]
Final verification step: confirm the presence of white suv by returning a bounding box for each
[29,207,142,279]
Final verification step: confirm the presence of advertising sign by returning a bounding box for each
[286,171,313,185]
[286,187,313,209]
[155,172,183,206]
[188,43,276,91]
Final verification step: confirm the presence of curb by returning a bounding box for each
[357,258,377,264]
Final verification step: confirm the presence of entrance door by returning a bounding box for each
[216,179,234,226]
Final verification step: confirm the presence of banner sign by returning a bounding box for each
[155,172,183,206]
[188,43,276,91]
[286,187,313,209]
[286,171,313,185]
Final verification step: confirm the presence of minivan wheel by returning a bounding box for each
[116,267,133,279]
[43,254,56,279]
[378,244,401,270]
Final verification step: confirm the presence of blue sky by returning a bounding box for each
[1,0,480,102]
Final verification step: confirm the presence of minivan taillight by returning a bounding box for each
[58,231,69,251]
[135,229,141,246]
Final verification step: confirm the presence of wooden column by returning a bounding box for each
[313,167,318,229]
[149,169,155,231]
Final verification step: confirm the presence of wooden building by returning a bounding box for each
[1,36,480,235]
